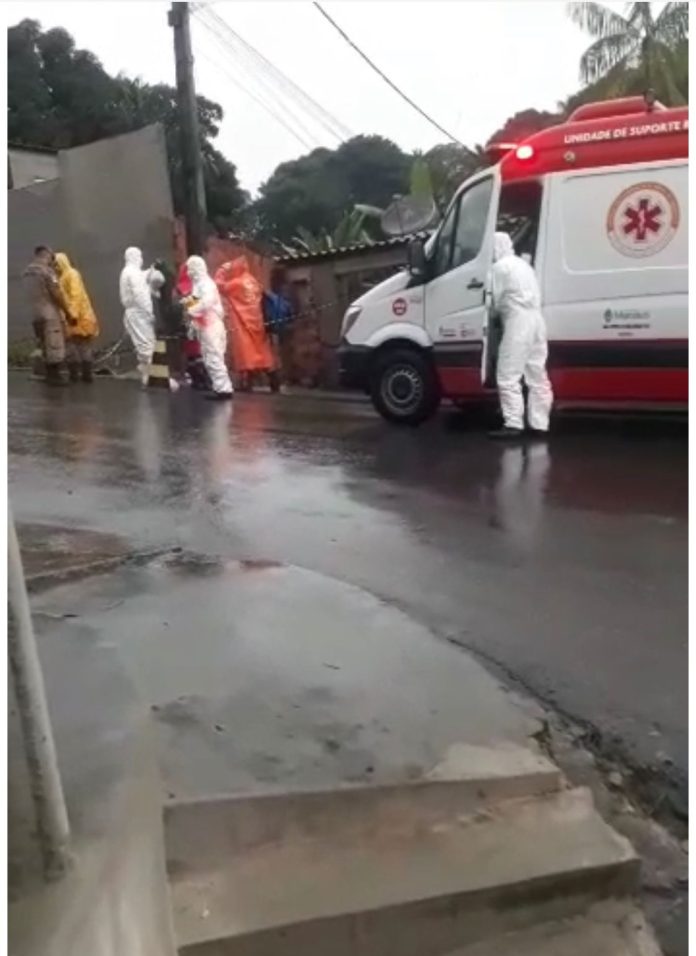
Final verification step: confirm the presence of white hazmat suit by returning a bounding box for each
[490,232,553,432]
[120,246,156,387]
[185,255,233,398]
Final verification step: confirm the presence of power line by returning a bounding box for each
[193,4,345,145]
[195,40,317,152]
[313,2,465,147]
[194,10,325,148]
[194,18,320,150]
[192,3,352,144]
[202,5,351,141]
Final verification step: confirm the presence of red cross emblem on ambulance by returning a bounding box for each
[607,182,679,258]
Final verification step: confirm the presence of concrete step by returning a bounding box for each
[165,784,638,956]
[444,902,661,956]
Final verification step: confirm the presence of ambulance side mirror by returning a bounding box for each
[407,237,427,281]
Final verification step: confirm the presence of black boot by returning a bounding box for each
[68,362,81,383]
[205,391,234,402]
[81,361,94,384]
[268,370,281,393]
[488,426,524,440]
[45,364,68,387]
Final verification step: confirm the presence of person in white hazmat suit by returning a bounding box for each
[489,232,553,439]
[119,246,157,388]
[184,255,234,400]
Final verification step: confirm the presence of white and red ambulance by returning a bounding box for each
[338,96,688,424]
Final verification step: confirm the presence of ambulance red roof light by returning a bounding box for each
[484,141,517,162]
[515,144,535,160]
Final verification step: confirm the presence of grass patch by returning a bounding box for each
[8,340,37,368]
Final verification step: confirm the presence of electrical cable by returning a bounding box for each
[313,2,465,146]
[200,4,351,141]
[193,6,339,146]
[194,29,318,150]
[192,3,351,143]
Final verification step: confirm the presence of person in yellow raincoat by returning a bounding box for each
[214,256,279,392]
[54,252,100,383]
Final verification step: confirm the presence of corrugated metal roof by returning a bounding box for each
[274,233,429,265]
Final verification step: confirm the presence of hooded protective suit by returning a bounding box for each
[490,232,553,432]
[55,252,99,381]
[54,253,99,339]
[119,246,155,385]
[214,257,275,374]
[185,255,233,396]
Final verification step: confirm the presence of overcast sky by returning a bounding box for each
[5,1,595,194]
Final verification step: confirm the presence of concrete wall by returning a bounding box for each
[8,125,174,347]
[9,149,60,189]
[279,245,408,386]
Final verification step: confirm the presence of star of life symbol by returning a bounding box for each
[607,182,679,258]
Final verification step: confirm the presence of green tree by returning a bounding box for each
[423,143,483,210]
[488,109,561,145]
[255,135,410,241]
[7,19,55,145]
[7,19,247,228]
[567,2,689,105]
[409,155,434,199]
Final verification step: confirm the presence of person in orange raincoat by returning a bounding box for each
[54,252,100,383]
[214,256,279,392]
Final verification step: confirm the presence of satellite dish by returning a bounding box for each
[381,195,439,237]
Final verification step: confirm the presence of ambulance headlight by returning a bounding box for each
[341,306,362,337]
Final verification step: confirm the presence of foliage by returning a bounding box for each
[8,339,36,368]
[422,143,484,211]
[7,19,247,228]
[561,36,688,113]
[255,135,410,241]
[409,156,434,199]
[280,209,373,255]
[488,109,562,145]
[567,2,688,104]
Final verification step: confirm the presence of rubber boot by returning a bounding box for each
[45,364,68,387]
[81,361,94,384]
[68,362,81,383]
[137,362,151,389]
[268,370,281,394]
[488,426,524,441]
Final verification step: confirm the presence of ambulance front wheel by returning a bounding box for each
[370,347,441,425]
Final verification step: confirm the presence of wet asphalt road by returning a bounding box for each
[9,373,687,811]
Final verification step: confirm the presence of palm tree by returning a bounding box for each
[567,2,689,105]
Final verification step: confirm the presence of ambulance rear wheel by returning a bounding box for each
[370,347,440,425]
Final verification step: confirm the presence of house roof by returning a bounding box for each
[273,233,428,265]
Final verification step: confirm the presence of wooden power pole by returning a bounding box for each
[169,2,207,255]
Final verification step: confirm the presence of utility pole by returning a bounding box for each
[8,510,70,880]
[169,2,207,255]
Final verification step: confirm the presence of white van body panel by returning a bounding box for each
[343,270,424,346]
[541,158,687,343]
[424,169,501,345]
[364,322,432,350]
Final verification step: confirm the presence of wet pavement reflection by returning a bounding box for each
[9,374,687,805]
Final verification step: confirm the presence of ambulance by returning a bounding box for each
[338,96,688,424]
